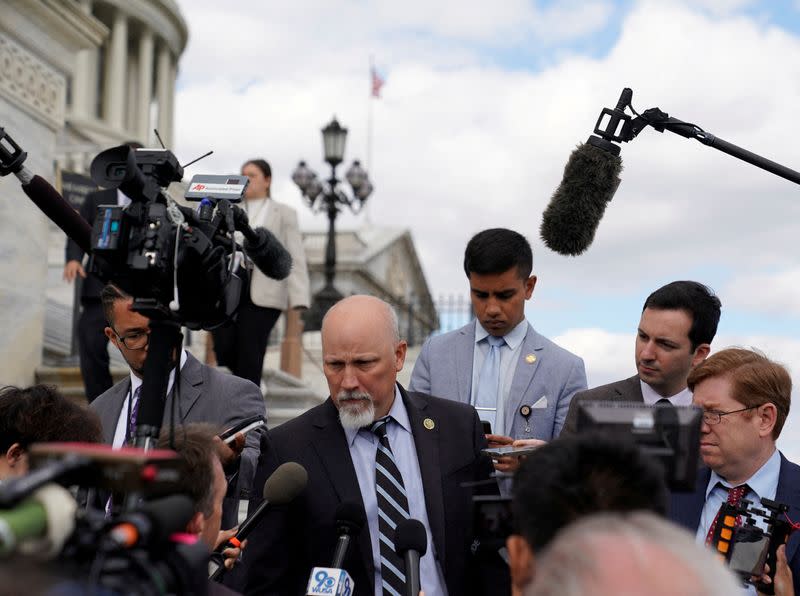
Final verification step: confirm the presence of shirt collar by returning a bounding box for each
[343,385,409,446]
[640,381,693,406]
[129,349,188,394]
[475,318,528,349]
[705,448,781,500]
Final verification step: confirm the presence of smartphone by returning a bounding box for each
[481,420,493,435]
[482,445,540,459]
[218,415,266,444]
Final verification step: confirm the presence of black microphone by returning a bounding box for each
[230,203,293,280]
[331,502,367,568]
[394,518,427,596]
[108,494,196,549]
[243,226,293,281]
[209,461,308,581]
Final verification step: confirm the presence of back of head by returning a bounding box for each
[524,512,741,596]
[688,347,791,439]
[157,423,219,517]
[463,228,533,278]
[643,281,721,349]
[512,433,667,553]
[0,384,103,452]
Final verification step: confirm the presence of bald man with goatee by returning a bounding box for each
[243,295,494,596]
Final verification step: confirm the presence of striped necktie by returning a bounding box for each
[371,417,410,596]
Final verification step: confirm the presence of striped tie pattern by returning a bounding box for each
[128,385,142,444]
[371,417,410,596]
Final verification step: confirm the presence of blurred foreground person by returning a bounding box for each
[0,384,102,480]
[524,512,741,596]
[507,434,668,595]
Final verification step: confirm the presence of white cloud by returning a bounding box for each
[723,269,800,317]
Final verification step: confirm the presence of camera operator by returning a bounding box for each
[157,423,245,596]
[0,384,102,480]
[670,348,799,595]
[507,433,668,595]
[91,284,266,527]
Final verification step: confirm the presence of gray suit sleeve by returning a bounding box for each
[553,356,588,438]
[408,336,433,394]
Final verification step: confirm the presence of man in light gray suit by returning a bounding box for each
[409,228,587,469]
[562,280,721,435]
[91,284,265,528]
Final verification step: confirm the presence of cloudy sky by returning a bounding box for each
[173,0,800,457]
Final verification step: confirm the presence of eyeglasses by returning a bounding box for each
[112,327,150,350]
[702,405,760,425]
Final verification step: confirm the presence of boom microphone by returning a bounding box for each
[394,518,427,596]
[243,226,293,281]
[331,501,367,568]
[540,138,622,256]
[209,461,308,581]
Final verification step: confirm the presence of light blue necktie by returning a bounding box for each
[475,335,505,430]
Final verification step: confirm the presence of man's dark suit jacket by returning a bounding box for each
[241,385,494,596]
[65,188,116,300]
[91,351,266,528]
[669,453,800,595]
[561,375,643,435]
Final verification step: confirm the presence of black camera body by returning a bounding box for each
[87,145,245,329]
[709,497,795,594]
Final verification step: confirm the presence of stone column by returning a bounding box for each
[280,309,305,378]
[70,0,94,119]
[156,43,172,145]
[137,28,154,142]
[102,8,127,129]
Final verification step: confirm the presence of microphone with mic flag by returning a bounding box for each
[303,502,365,596]
[209,461,308,581]
[394,518,428,596]
[540,87,800,256]
[330,501,366,568]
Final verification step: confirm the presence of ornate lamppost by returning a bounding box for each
[292,117,373,330]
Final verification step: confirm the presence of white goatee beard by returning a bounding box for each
[337,391,376,429]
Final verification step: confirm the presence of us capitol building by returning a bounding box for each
[0,0,188,386]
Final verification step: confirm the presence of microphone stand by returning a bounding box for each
[605,88,800,186]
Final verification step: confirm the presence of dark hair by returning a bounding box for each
[243,158,271,179]
[157,423,220,517]
[512,433,668,552]
[463,228,533,279]
[101,283,129,327]
[688,348,791,439]
[0,385,103,452]
[642,281,721,350]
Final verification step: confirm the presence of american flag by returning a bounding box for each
[371,66,385,98]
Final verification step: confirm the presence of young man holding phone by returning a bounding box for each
[409,228,587,472]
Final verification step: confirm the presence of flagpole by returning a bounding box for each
[365,55,375,224]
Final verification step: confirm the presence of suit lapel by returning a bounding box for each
[309,400,374,592]
[103,379,131,444]
[616,376,644,402]
[165,352,203,425]
[455,324,475,404]
[505,324,543,434]
[670,467,710,531]
[403,387,446,565]
[776,453,800,562]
